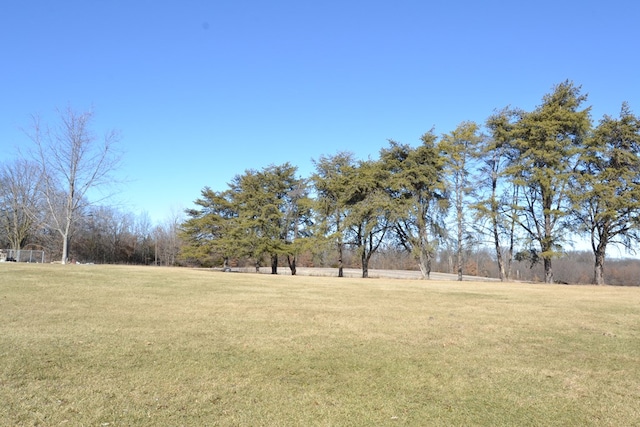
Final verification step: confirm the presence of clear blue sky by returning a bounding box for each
[2,0,639,224]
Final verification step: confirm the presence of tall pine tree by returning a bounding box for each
[507,81,591,283]
[571,102,640,284]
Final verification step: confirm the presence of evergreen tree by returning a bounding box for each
[440,121,482,280]
[571,102,640,284]
[180,187,237,269]
[474,108,522,281]
[311,152,356,277]
[343,159,394,278]
[231,163,308,274]
[380,132,448,279]
[507,81,591,283]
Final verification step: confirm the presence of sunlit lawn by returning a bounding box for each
[1,263,639,426]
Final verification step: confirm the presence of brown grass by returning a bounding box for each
[1,263,639,426]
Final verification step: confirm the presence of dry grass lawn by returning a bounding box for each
[1,263,639,426]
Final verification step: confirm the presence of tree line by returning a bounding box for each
[180,81,640,285]
[2,82,639,284]
[0,106,182,266]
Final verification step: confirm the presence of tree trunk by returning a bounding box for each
[491,161,505,281]
[505,185,519,281]
[337,241,344,278]
[361,250,369,278]
[543,197,554,284]
[416,213,431,279]
[593,246,606,285]
[506,246,513,281]
[456,198,464,281]
[417,247,431,279]
[287,255,297,276]
[543,257,553,284]
[493,216,505,282]
[61,233,70,264]
[271,254,278,274]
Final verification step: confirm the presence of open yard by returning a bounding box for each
[1,264,639,426]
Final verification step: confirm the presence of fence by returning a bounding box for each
[0,249,46,263]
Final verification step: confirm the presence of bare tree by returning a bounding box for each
[154,207,184,266]
[133,211,155,265]
[28,106,122,264]
[0,159,43,250]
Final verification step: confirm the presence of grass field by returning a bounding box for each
[1,264,639,426]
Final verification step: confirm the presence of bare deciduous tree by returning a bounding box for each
[28,106,122,264]
[154,207,184,266]
[0,158,42,250]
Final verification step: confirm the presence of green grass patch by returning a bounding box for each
[1,264,639,426]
